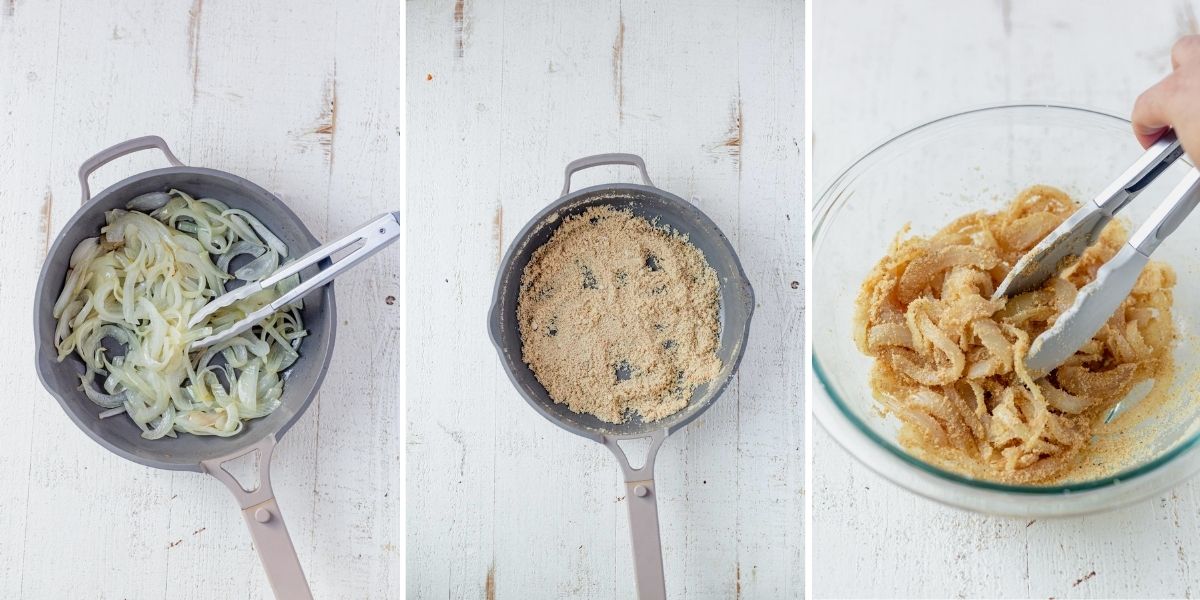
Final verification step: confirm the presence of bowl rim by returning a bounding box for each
[813,103,1200,500]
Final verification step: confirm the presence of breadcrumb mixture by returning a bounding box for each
[855,186,1176,484]
[517,205,722,423]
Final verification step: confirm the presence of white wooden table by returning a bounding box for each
[1,2,403,598]
[814,1,1200,598]
[406,1,803,598]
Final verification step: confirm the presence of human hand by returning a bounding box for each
[1133,35,1200,159]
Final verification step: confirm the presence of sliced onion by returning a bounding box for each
[53,188,301,439]
[98,406,127,419]
[274,272,303,309]
[223,209,289,258]
[142,406,176,440]
[237,364,259,411]
[235,250,279,281]
[217,241,267,274]
[79,377,129,409]
[126,192,172,212]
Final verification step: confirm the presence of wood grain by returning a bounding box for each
[0,1,403,597]
[406,0,804,598]
[814,1,1200,598]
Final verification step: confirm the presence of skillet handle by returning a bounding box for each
[562,153,654,195]
[604,430,668,600]
[201,435,314,600]
[78,135,184,204]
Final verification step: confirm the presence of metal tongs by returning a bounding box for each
[188,212,401,350]
[992,131,1200,374]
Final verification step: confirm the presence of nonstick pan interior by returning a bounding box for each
[489,184,754,440]
[34,167,338,471]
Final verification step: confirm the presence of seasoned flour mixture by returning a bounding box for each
[855,186,1177,484]
[517,205,722,423]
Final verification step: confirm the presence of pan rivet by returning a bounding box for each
[634,485,649,497]
[254,507,273,523]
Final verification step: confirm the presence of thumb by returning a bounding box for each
[1132,77,1176,148]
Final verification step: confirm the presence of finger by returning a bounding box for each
[1173,35,1200,70]
[1132,77,1177,148]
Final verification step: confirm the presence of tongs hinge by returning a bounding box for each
[1094,131,1183,216]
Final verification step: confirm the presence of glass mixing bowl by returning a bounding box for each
[813,105,1200,516]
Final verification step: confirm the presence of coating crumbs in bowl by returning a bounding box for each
[855,185,1177,484]
[517,205,722,423]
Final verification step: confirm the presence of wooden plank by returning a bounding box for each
[294,0,405,596]
[734,2,806,597]
[0,1,65,596]
[405,0,507,597]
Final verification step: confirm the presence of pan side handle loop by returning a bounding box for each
[78,135,185,204]
[562,153,655,195]
[603,429,669,600]
[201,435,313,600]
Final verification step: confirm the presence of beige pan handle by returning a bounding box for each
[201,435,313,600]
[78,135,184,203]
[562,153,654,195]
[603,430,669,600]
